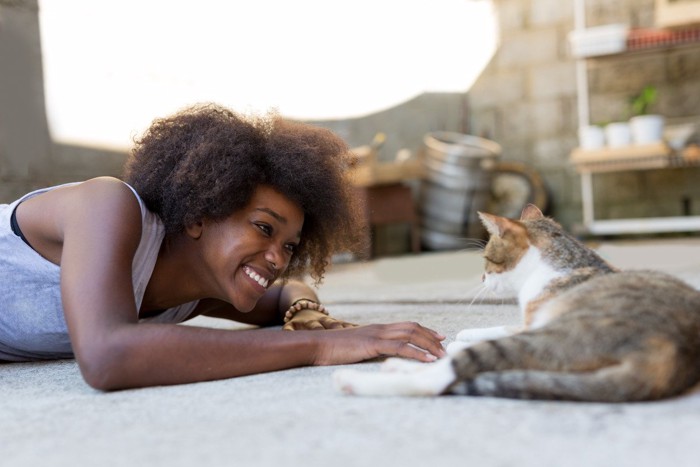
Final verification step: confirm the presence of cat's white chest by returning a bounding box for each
[517,248,564,324]
[486,246,563,323]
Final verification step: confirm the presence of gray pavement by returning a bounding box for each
[3,238,700,467]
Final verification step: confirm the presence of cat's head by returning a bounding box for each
[478,204,545,291]
[477,205,612,294]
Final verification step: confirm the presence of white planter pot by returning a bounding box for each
[630,114,665,145]
[578,125,605,149]
[605,122,631,147]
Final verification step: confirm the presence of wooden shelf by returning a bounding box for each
[571,143,700,174]
[570,142,673,173]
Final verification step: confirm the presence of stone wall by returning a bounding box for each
[467,0,700,230]
[467,0,579,228]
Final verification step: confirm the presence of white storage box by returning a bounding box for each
[568,24,629,58]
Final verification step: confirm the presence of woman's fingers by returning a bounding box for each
[309,321,447,366]
[387,341,439,362]
[375,322,446,359]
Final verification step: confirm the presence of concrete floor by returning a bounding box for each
[3,238,700,467]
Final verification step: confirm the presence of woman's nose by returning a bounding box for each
[265,245,285,270]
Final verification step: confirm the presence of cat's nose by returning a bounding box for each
[481,273,485,282]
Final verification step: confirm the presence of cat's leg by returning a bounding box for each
[333,358,457,397]
[446,330,575,386]
[446,327,685,401]
[453,360,657,402]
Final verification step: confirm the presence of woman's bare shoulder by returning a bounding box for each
[28,177,139,210]
[71,176,138,202]
[62,177,143,236]
[19,177,144,263]
[51,177,139,218]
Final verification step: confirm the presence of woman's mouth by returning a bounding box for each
[243,266,269,289]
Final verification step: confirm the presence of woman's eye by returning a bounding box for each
[256,223,272,236]
[285,243,298,255]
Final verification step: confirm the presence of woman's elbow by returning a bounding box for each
[74,339,132,391]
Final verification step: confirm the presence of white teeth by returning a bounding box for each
[245,267,269,288]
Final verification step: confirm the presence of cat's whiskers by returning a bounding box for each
[467,284,490,309]
[455,236,487,254]
[454,281,485,307]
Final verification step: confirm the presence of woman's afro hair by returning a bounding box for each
[123,103,366,282]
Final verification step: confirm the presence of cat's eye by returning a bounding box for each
[484,256,504,265]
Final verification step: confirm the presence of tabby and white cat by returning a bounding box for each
[333,205,700,401]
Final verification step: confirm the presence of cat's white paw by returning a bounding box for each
[333,358,457,397]
[380,358,427,373]
[455,326,512,343]
[333,368,412,396]
[446,340,472,355]
[333,369,365,395]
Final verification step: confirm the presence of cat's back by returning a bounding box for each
[551,270,700,333]
[531,270,700,397]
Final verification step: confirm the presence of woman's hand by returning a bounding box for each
[283,309,357,330]
[311,322,446,365]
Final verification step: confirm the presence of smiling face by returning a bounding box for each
[191,185,304,312]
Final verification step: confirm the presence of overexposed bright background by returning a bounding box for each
[39,0,497,149]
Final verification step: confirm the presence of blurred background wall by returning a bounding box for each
[1,0,699,246]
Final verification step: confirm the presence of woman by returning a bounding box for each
[0,103,445,390]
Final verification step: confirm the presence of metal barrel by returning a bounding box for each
[420,131,501,250]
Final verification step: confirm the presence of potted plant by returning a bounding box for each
[629,85,664,145]
[604,120,632,148]
[578,122,605,149]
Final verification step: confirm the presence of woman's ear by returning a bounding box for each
[185,221,204,240]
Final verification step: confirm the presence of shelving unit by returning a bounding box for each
[570,143,700,235]
[570,0,700,236]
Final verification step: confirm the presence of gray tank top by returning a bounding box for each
[0,181,199,361]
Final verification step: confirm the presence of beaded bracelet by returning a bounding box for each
[283,299,328,323]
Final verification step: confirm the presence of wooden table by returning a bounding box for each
[347,157,424,257]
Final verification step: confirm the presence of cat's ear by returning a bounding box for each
[478,212,514,238]
[520,204,544,221]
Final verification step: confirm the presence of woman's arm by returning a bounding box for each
[195,279,318,325]
[196,279,348,329]
[56,178,445,391]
